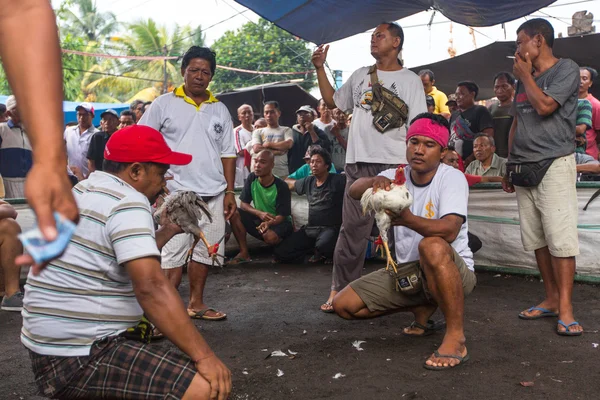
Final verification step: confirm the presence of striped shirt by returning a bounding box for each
[0,119,32,178]
[21,171,161,357]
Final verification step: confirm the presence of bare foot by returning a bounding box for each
[403,304,438,336]
[425,335,467,369]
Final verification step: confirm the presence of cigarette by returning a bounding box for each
[506,56,516,59]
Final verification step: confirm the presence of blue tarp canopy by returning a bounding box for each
[234,0,556,44]
[0,95,129,127]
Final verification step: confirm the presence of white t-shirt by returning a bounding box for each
[313,119,335,135]
[140,87,236,196]
[379,164,474,271]
[234,125,253,188]
[64,125,99,177]
[251,125,293,178]
[22,171,161,356]
[334,66,427,164]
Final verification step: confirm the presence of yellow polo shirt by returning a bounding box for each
[428,86,450,115]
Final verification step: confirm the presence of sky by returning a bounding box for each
[55,0,600,94]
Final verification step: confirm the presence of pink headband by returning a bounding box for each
[406,118,449,148]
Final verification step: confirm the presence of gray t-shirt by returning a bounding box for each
[509,58,579,164]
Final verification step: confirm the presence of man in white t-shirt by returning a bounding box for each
[313,98,335,134]
[333,113,476,371]
[64,102,99,179]
[312,22,427,312]
[252,101,294,178]
[234,104,254,188]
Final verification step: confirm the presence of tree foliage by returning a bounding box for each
[210,19,315,93]
[57,0,118,42]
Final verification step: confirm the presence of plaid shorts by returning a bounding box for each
[29,336,197,399]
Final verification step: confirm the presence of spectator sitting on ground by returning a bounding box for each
[465,135,506,181]
[0,95,32,198]
[287,145,336,179]
[228,150,293,265]
[329,108,349,172]
[21,125,231,399]
[288,105,332,174]
[0,200,23,311]
[251,101,294,178]
[87,109,120,174]
[119,110,136,129]
[575,96,592,154]
[130,99,145,123]
[278,147,346,263]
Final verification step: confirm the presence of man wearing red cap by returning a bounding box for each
[140,46,236,321]
[333,113,475,371]
[20,125,231,400]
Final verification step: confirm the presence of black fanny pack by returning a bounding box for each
[507,158,554,187]
[368,65,409,133]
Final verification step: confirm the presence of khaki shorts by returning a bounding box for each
[350,247,476,313]
[161,193,225,269]
[514,155,579,257]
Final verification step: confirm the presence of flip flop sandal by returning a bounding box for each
[402,319,446,337]
[189,308,227,321]
[423,350,470,371]
[557,320,583,336]
[320,302,335,313]
[227,257,252,265]
[518,306,558,320]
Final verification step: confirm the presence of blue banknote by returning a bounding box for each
[18,212,77,264]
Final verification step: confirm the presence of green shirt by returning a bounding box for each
[240,173,291,219]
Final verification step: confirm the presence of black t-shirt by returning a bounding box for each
[86,131,110,172]
[240,172,291,217]
[295,173,346,227]
[287,126,332,174]
[489,103,514,158]
[449,105,494,160]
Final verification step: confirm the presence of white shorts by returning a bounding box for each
[161,193,226,269]
[514,155,579,257]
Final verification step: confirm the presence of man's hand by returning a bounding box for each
[223,193,237,221]
[258,211,275,222]
[386,207,412,227]
[513,51,532,81]
[372,176,392,193]
[69,165,84,182]
[311,44,329,69]
[257,221,270,234]
[501,174,515,193]
[195,354,232,400]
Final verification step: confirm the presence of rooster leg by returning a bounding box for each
[186,235,202,265]
[382,241,398,274]
[197,231,221,266]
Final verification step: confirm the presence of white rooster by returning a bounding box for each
[153,191,222,265]
[361,167,413,273]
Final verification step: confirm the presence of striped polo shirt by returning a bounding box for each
[139,86,236,197]
[0,119,32,178]
[21,171,161,357]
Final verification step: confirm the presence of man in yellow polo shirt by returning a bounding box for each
[140,46,236,321]
[419,69,450,119]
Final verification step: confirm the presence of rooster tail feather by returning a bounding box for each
[196,198,213,223]
[360,188,373,216]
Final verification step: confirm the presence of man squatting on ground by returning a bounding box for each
[312,21,427,312]
[503,18,583,335]
[333,113,476,370]
[21,125,231,400]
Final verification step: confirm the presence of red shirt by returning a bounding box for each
[585,93,600,160]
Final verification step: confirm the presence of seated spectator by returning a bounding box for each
[252,101,293,178]
[288,145,336,179]
[333,113,475,369]
[0,200,23,311]
[426,95,436,113]
[576,152,600,176]
[20,125,231,399]
[464,135,506,181]
[0,95,32,198]
[329,108,349,173]
[119,110,136,128]
[576,97,593,154]
[277,147,345,263]
[288,105,332,174]
[228,150,293,264]
[87,109,120,173]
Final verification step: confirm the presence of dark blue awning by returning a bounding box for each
[234,0,556,44]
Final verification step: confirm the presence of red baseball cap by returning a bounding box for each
[104,125,192,165]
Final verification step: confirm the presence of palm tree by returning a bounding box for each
[59,0,117,42]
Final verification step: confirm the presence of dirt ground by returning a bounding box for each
[1,251,599,400]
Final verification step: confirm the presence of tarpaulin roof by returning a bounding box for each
[409,33,600,100]
[234,0,556,44]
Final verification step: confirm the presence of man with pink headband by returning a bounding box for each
[333,113,476,371]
